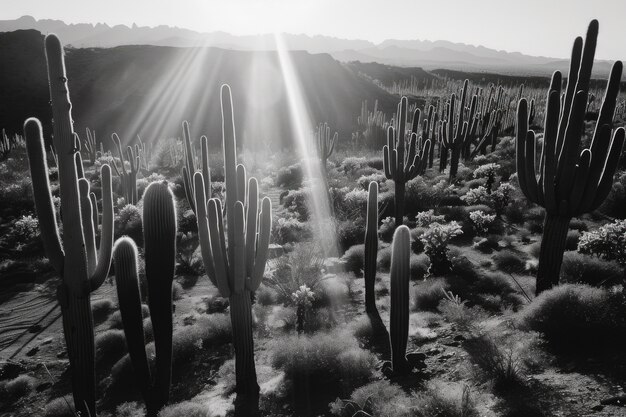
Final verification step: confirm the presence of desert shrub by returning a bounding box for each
[504,200,526,224]
[578,219,626,266]
[6,214,39,251]
[177,207,197,235]
[468,210,496,235]
[176,233,204,278]
[412,277,448,311]
[601,171,626,218]
[0,179,34,215]
[462,183,514,216]
[420,221,463,276]
[493,250,525,273]
[560,251,623,286]
[282,188,310,220]
[378,216,398,242]
[342,244,364,277]
[272,215,311,244]
[410,254,430,280]
[415,209,446,227]
[159,401,215,417]
[44,396,76,417]
[256,284,278,306]
[270,330,376,402]
[329,380,413,417]
[115,204,143,244]
[438,290,488,332]
[95,329,127,365]
[568,218,588,232]
[464,334,525,390]
[0,374,37,402]
[377,244,392,271]
[340,157,367,174]
[92,298,116,324]
[276,162,303,189]
[473,235,500,253]
[517,284,626,349]
[413,382,480,417]
[336,219,365,253]
[357,172,386,190]
[473,163,500,192]
[409,227,426,253]
[564,230,581,250]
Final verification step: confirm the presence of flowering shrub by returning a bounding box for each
[115,204,143,244]
[272,215,312,244]
[416,210,446,227]
[420,221,463,276]
[7,215,40,251]
[473,163,500,192]
[469,210,496,235]
[462,186,490,206]
[292,285,316,333]
[578,220,626,266]
[357,173,386,190]
[462,183,514,216]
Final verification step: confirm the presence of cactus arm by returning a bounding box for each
[382,145,392,179]
[194,172,218,286]
[221,85,239,276]
[232,201,247,294]
[89,192,98,238]
[542,87,561,212]
[245,178,258,278]
[364,182,378,314]
[568,149,592,211]
[248,197,271,291]
[111,133,127,175]
[24,118,65,274]
[590,127,626,210]
[75,148,84,179]
[207,199,231,297]
[594,61,623,132]
[89,164,114,291]
[182,166,195,213]
[200,136,211,199]
[236,164,247,204]
[515,99,531,200]
[523,131,540,204]
[78,178,97,276]
[112,237,152,398]
[574,20,598,95]
[556,37,583,155]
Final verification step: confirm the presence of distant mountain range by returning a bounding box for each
[0,15,620,77]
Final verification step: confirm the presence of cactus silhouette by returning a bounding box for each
[383,96,431,227]
[23,34,114,417]
[181,120,211,214]
[194,84,272,415]
[111,132,140,205]
[113,181,177,417]
[516,20,625,294]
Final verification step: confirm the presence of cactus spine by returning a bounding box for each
[23,34,114,417]
[194,84,272,415]
[111,132,140,205]
[316,122,337,178]
[516,20,625,294]
[113,181,176,416]
[383,97,431,227]
[389,225,411,374]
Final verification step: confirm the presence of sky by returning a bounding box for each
[2,0,625,60]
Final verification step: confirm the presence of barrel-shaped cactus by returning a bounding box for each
[516,20,625,294]
[23,34,114,416]
[113,181,176,416]
[194,84,272,415]
[389,225,411,374]
[383,96,431,226]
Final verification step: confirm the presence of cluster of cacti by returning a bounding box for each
[516,19,624,294]
[110,132,141,205]
[383,96,431,227]
[354,99,389,149]
[113,181,177,416]
[193,84,272,415]
[181,120,211,214]
[83,127,99,165]
[316,122,337,178]
[136,134,151,171]
[0,129,25,160]
[23,34,114,417]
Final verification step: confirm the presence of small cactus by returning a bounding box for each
[110,132,140,205]
[316,122,337,178]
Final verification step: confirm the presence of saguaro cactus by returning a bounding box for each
[389,225,411,374]
[181,120,211,214]
[316,122,337,178]
[194,85,272,415]
[113,181,176,417]
[383,97,431,227]
[111,132,140,205]
[23,34,114,417]
[442,79,475,181]
[83,127,98,165]
[516,20,625,294]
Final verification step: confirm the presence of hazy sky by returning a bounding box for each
[2,0,625,60]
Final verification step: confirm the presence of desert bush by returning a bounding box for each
[115,204,143,244]
[412,277,448,311]
[464,334,525,390]
[438,290,488,332]
[420,221,463,276]
[44,396,76,417]
[282,188,310,220]
[256,284,278,306]
[378,216,399,242]
[468,210,495,235]
[329,380,413,417]
[340,157,367,174]
[158,401,215,417]
[95,329,127,365]
[410,254,430,280]
[578,219,626,266]
[357,172,386,190]
[341,244,364,276]
[560,251,623,286]
[415,209,446,227]
[564,230,581,250]
[0,374,37,402]
[272,215,312,244]
[270,330,376,401]
[473,163,500,192]
[336,219,366,252]
[377,244,392,271]
[493,250,526,273]
[92,298,116,324]
[276,162,303,189]
[517,284,626,349]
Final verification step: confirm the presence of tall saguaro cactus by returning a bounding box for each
[194,85,272,415]
[442,79,475,182]
[111,132,140,205]
[113,181,177,417]
[23,34,114,417]
[516,20,625,294]
[383,97,431,227]
[181,120,211,214]
[316,122,337,178]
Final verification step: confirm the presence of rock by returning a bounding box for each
[0,362,26,380]
[40,337,53,346]
[453,335,465,342]
[26,346,39,356]
[28,324,43,333]
[36,382,52,392]
[591,404,604,412]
